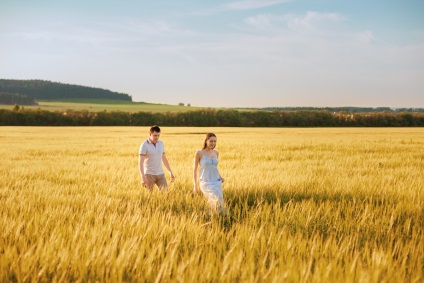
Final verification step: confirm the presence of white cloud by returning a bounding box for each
[355,30,375,44]
[112,20,195,38]
[241,11,345,34]
[243,14,282,30]
[223,0,291,11]
[285,11,345,31]
[1,19,197,50]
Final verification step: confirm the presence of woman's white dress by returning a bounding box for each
[199,154,224,213]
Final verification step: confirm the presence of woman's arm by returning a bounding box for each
[216,150,225,183]
[193,151,201,194]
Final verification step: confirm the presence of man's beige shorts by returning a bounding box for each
[145,174,168,191]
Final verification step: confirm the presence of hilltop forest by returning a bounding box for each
[0,92,38,105]
[0,79,132,101]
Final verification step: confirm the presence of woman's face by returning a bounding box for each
[206,136,217,149]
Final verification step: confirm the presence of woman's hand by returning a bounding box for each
[220,177,225,183]
[193,186,200,195]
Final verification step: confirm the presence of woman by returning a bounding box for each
[193,133,225,214]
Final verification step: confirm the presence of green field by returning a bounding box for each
[1,127,423,282]
[0,99,207,113]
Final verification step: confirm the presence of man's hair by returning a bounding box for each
[150,125,161,133]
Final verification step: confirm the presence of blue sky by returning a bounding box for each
[1,0,423,107]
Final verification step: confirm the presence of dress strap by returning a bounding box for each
[201,149,217,159]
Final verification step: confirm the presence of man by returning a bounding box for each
[139,125,175,191]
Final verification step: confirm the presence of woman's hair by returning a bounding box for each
[203,132,217,149]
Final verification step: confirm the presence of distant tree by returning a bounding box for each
[1,108,424,126]
[0,92,38,105]
[0,79,132,101]
[400,113,416,126]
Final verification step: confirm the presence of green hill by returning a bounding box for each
[0,79,132,101]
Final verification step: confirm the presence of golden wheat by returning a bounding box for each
[0,127,423,282]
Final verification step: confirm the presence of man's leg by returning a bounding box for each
[155,174,168,191]
[144,174,156,191]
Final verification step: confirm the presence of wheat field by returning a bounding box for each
[0,127,423,282]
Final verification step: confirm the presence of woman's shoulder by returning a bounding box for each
[195,150,203,157]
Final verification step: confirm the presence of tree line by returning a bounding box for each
[255,107,424,113]
[0,79,132,101]
[0,92,38,105]
[1,108,423,127]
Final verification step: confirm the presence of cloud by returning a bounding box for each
[1,19,197,50]
[223,0,291,11]
[241,11,345,34]
[285,11,345,31]
[355,30,375,44]
[112,20,195,38]
[151,9,424,82]
[243,14,281,29]
[241,14,286,33]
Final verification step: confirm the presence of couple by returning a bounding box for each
[138,125,225,213]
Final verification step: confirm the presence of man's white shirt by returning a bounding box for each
[139,139,165,175]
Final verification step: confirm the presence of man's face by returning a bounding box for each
[150,131,160,143]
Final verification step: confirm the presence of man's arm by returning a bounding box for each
[139,155,147,187]
[162,153,175,182]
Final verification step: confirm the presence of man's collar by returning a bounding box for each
[147,138,157,145]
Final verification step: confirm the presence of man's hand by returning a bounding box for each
[170,173,175,183]
[142,176,147,188]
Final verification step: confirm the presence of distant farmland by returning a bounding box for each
[0,99,204,113]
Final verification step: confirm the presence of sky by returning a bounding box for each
[1,0,423,108]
